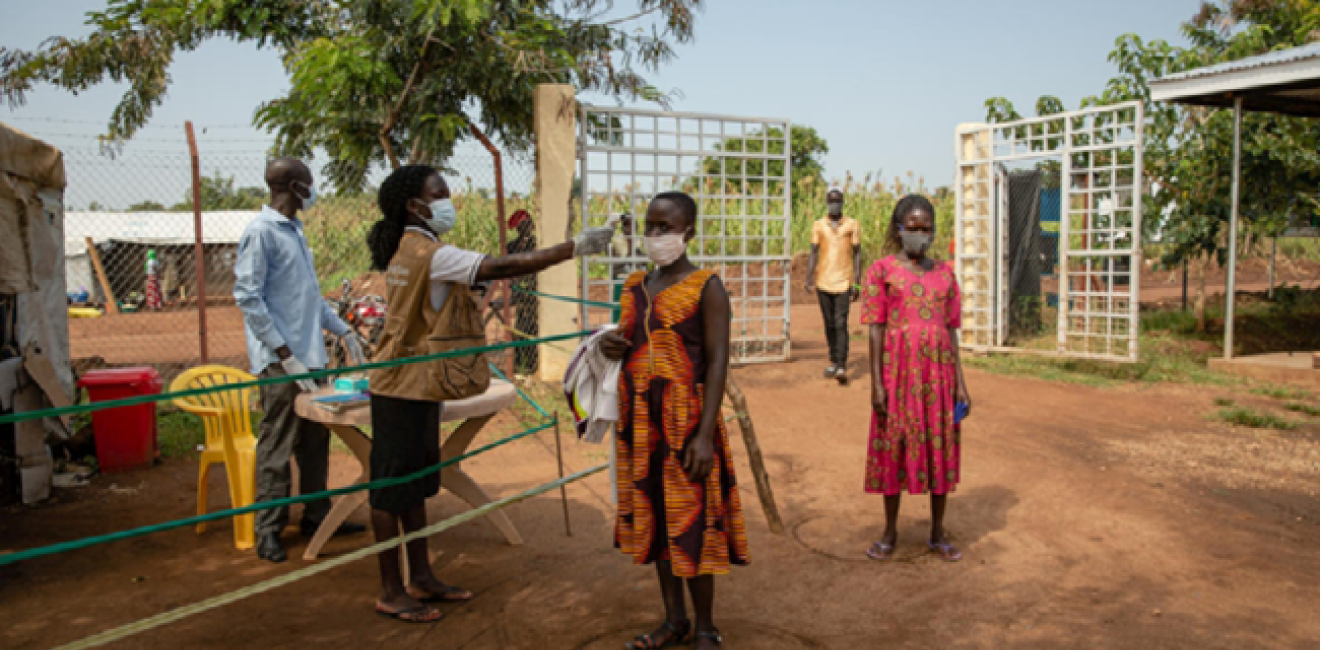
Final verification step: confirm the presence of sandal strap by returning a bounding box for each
[695,629,723,644]
[630,620,691,649]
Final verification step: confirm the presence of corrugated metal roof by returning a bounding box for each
[1156,42,1320,83]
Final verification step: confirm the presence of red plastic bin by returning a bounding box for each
[78,367,162,473]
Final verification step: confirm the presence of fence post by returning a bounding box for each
[185,121,209,364]
[469,124,515,378]
[533,84,579,383]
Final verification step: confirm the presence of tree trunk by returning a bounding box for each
[1194,254,1208,334]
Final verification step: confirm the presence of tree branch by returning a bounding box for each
[380,23,440,170]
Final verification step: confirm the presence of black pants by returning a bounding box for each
[254,365,330,535]
[817,290,851,367]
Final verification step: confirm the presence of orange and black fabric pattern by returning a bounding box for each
[613,269,751,578]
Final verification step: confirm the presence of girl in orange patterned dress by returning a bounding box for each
[600,192,749,650]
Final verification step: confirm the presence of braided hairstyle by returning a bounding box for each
[368,164,438,271]
[887,193,937,253]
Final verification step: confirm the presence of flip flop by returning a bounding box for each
[927,540,963,562]
[374,604,444,623]
[693,628,723,647]
[407,583,474,603]
[626,619,691,650]
[866,541,895,561]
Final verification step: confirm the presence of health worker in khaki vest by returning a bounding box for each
[363,164,616,623]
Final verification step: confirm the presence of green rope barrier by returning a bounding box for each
[51,464,609,650]
[513,287,618,310]
[487,363,551,420]
[0,420,555,567]
[0,331,592,426]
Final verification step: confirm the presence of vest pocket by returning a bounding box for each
[425,334,490,400]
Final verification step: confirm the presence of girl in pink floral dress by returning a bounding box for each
[860,195,971,563]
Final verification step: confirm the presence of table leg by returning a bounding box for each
[304,424,372,560]
[441,416,524,546]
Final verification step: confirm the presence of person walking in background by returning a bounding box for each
[805,187,862,384]
[599,192,749,650]
[363,165,615,623]
[861,194,971,563]
[506,209,540,375]
[234,157,368,564]
[144,249,162,310]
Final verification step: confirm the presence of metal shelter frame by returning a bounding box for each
[955,101,1144,362]
[576,104,794,364]
[1150,42,1320,360]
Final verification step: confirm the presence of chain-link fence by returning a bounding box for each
[51,130,534,383]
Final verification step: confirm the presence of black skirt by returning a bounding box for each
[369,394,442,513]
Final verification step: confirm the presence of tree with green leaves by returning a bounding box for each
[169,172,266,211]
[982,0,1320,333]
[126,200,165,212]
[697,125,826,194]
[1,0,703,190]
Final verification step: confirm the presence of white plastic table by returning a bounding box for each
[293,380,523,560]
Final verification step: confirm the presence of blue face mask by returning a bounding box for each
[425,198,457,235]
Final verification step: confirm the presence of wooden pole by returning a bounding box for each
[185,121,209,364]
[553,414,572,537]
[724,376,784,535]
[84,237,119,315]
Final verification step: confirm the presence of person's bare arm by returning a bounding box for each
[851,244,863,301]
[805,245,819,293]
[949,329,971,414]
[686,276,731,483]
[474,242,575,282]
[870,324,887,422]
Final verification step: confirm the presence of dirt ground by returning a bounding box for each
[6,305,1319,649]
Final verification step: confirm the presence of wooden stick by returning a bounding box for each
[724,376,785,535]
[84,237,118,315]
[554,414,572,537]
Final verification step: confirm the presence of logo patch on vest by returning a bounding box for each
[386,264,411,288]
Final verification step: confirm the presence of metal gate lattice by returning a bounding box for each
[955,102,1143,361]
[578,105,793,364]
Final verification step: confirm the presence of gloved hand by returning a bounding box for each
[280,356,318,392]
[342,334,366,366]
[572,223,618,258]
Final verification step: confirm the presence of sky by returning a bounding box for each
[1,0,1200,203]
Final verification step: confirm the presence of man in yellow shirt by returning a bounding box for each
[805,188,862,384]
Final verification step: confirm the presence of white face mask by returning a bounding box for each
[644,229,690,267]
[294,181,317,210]
[424,198,457,236]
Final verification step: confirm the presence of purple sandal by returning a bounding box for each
[927,540,963,562]
[866,541,895,561]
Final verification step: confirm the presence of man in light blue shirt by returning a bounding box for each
[234,157,366,563]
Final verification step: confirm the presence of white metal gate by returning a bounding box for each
[578,104,793,364]
[955,102,1143,361]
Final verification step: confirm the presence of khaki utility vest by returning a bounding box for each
[369,232,489,402]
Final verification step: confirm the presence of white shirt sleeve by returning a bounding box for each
[430,245,485,286]
[426,245,486,312]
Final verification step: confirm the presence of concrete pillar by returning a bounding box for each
[535,84,579,383]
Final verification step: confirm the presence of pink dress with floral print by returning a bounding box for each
[859,256,963,496]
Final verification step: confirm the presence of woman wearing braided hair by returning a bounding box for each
[862,194,972,563]
[364,165,616,623]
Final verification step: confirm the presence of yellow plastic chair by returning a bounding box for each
[171,365,258,550]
